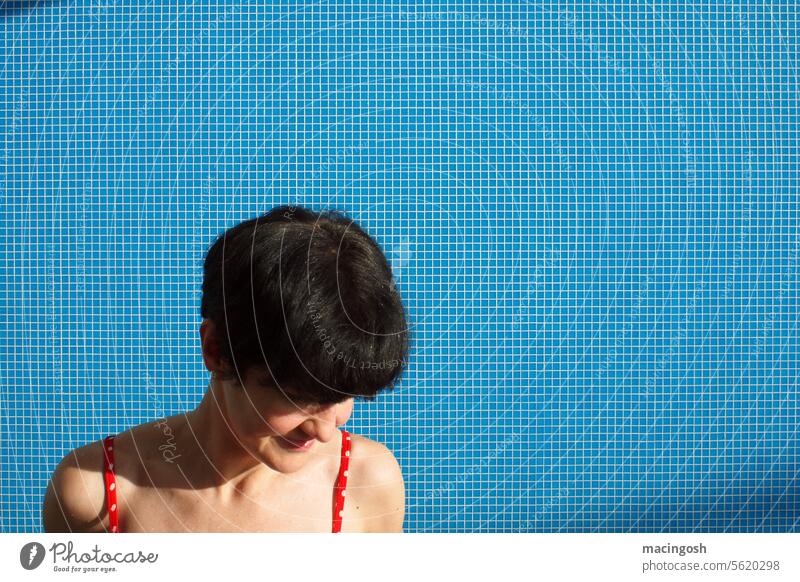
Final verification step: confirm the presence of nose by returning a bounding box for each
[299,404,339,443]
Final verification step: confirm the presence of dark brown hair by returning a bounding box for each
[200,205,410,404]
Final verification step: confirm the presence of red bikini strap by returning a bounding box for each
[102,436,119,533]
[332,429,351,533]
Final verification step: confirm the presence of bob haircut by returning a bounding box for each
[200,205,410,404]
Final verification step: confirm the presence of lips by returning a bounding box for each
[279,436,315,451]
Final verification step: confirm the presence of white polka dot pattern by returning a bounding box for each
[332,429,352,533]
[102,435,120,534]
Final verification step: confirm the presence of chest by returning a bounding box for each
[117,481,339,533]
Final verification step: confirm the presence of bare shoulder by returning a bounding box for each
[343,433,405,533]
[41,416,166,533]
[42,439,109,533]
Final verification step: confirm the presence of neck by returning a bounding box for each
[181,375,277,490]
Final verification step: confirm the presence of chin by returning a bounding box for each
[255,441,308,473]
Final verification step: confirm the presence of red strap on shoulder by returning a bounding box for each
[332,429,351,533]
[102,436,119,533]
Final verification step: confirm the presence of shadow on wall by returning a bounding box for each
[0,2,62,17]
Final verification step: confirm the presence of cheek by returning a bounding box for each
[227,392,302,437]
[228,401,263,437]
[238,409,305,438]
[259,411,305,436]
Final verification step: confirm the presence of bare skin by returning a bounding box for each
[42,319,405,533]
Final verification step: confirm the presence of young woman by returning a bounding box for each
[42,205,410,533]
